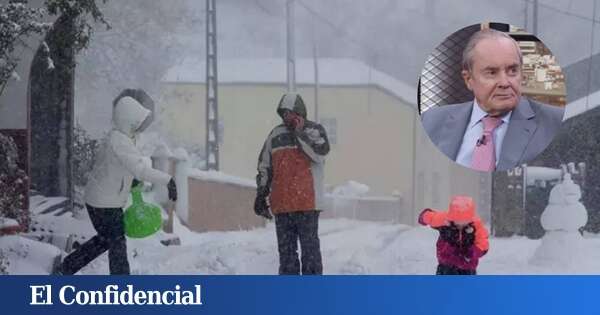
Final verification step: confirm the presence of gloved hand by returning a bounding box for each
[291,115,304,132]
[439,225,460,246]
[131,178,142,189]
[254,194,273,220]
[167,178,177,201]
[463,224,476,247]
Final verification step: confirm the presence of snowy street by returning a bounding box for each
[78,219,600,275]
[5,198,600,275]
[3,173,599,276]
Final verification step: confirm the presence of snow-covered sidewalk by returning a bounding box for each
[72,218,600,275]
[77,218,423,275]
[5,191,600,275]
[0,235,61,274]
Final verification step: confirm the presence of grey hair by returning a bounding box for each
[461,28,523,71]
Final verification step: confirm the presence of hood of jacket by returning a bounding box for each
[112,96,151,137]
[277,93,307,119]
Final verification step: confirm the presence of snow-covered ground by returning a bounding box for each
[4,193,600,275]
[0,235,61,274]
[71,218,600,275]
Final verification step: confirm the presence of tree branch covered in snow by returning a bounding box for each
[0,0,109,97]
[0,0,49,95]
[44,0,109,52]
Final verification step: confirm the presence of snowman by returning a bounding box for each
[530,174,588,267]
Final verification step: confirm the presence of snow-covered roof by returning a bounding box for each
[162,58,416,106]
[188,169,256,188]
[564,90,600,119]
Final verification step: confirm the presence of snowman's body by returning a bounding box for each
[530,174,588,267]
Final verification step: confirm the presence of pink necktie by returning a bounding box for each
[471,116,502,171]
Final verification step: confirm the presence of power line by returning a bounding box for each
[297,0,600,51]
[301,0,600,33]
[295,0,367,50]
[523,0,600,23]
[247,0,369,51]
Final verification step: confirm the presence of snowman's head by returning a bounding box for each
[549,174,582,205]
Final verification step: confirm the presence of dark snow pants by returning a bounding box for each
[60,205,130,275]
[275,211,322,275]
[436,264,476,275]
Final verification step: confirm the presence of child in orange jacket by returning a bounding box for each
[418,195,489,275]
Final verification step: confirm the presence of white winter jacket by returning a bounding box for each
[84,96,172,209]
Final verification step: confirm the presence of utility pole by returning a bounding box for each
[286,0,296,92]
[205,0,219,170]
[312,19,319,122]
[313,45,319,122]
[533,0,538,35]
[524,0,528,31]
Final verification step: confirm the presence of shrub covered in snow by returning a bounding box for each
[0,250,8,275]
[0,133,29,228]
[73,123,100,187]
[72,123,101,210]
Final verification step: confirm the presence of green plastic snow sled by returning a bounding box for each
[124,185,162,238]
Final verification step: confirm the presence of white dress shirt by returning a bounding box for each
[455,99,512,169]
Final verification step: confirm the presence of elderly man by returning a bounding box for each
[421,29,564,172]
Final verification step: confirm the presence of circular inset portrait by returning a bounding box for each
[418,22,566,172]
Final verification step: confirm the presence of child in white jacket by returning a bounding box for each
[55,94,177,275]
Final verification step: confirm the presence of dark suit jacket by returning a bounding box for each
[421,98,564,171]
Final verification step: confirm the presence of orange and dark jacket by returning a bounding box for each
[256,94,330,214]
[418,198,489,271]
